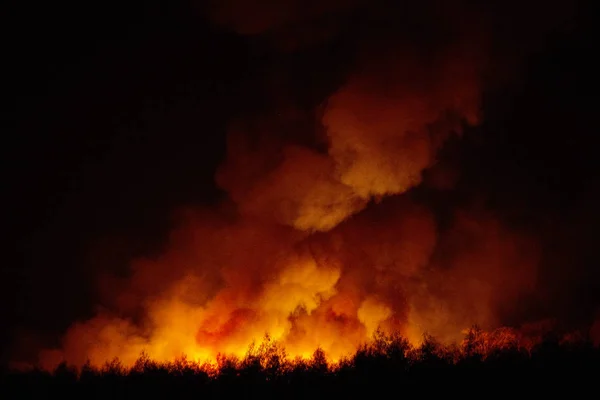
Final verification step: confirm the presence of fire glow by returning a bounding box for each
[31,0,597,371]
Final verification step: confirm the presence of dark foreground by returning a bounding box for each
[2,331,599,398]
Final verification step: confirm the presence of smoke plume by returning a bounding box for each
[33,0,581,369]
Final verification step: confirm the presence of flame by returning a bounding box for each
[37,198,542,370]
[30,0,573,371]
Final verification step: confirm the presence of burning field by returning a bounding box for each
[3,0,599,384]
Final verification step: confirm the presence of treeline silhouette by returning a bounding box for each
[2,327,598,398]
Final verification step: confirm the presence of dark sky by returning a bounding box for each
[1,0,598,365]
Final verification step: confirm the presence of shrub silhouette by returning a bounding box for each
[2,329,599,399]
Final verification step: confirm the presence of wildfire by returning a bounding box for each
[25,1,593,372]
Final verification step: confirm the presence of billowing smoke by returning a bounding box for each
[34,0,580,369]
[215,0,484,232]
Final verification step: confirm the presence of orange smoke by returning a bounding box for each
[38,197,541,369]
[34,1,553,371]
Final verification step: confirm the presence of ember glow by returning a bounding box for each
[29,0,593,371]
[39,200,540,369]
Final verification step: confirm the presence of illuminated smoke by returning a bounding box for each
[33,0,579,369]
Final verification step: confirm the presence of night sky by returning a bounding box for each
[1,0,598,366]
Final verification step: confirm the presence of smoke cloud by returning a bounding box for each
[31,0,582,369]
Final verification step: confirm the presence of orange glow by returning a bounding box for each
[32,7,554,371]
[37,198,543,370]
